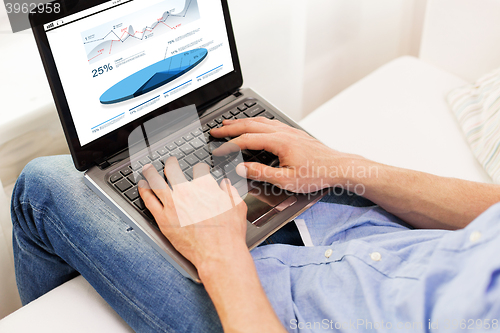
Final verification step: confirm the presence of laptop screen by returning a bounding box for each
[44,0,234,147]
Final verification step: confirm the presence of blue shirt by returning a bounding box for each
[251,201,500,332]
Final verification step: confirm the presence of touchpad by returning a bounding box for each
[243,181,297,227]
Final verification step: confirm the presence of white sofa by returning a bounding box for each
[2,0,500,331]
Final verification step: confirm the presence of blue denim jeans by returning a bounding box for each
[11,156,375,332]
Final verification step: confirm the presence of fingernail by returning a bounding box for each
[235,163,247,177]
[223,119,234,124]
[142,164,152,172]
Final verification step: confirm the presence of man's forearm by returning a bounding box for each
[198,243,286,333]
[344,159,500,230]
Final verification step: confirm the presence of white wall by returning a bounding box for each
[0,0,427,122]
[228,0,427,120]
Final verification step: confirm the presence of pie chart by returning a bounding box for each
[100,48,208,104]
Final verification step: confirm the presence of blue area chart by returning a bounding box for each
[100,48,208,104]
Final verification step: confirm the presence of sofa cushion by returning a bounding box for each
[300,56,492,183]
[0,276,133,332]
[448,67,500,184]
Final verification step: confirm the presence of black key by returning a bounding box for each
[160,154,171,164]
[235,113,247,119]
[221,162,233,172]
[139,157,151,166]
[230,108,240,116]
[148,152,160,161]
[144,209,154,221]
[230,155,245,167]
[245,101,257,108]
[215,116,224,124]
[166,143,177,151]
[157,148,169,156]
[203,157,214,167]
[125,187,140,201]
[256,152,273,165]
[226,170,243,184]
[237,104,248,111]
[115,179,132,192]
[185,168,194,179]
[128,173,141,185]
[180,144,194,155]
[190,138,205,150]
[241,150,254,162]
[194,149,209,161]
[183,134,194,141]
[170,150,184,160]
[178,159,189,171]
[174,139,185,146]
[120,167,133,177]
[244,105,265,117]
[222,111,233,119]
[207,121,218,128]
[191,129,202,137]
[202,124,211,132]
[110,172,123,183]
[152,160,163,171]
[261,111,275,120]
[185,155,199,166]
[134,198,146,210]
[211,167,224,179]
[130,161,142,171]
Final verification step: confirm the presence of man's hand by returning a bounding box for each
[211,117,365,193]
[212,116,500,230]
[138,158,287,333]
[138,159,247,269]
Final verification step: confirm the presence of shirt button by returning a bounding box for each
[370,252,382,262]
[470,231,482,243]
[325,249,333,258]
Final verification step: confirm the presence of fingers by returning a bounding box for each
[193,162,211,179]
[220,179,244,207]
[212,133,283,157]
[235,162,292,186]
[227,133,284,155]
[138,180,164,216]
[211,141,242,157]
[210,118,277,138]
[141,164,172,204]
[163,157,188,186]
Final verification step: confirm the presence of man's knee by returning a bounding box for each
[13,155,78,206]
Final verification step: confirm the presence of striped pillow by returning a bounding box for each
[448,68,500,183]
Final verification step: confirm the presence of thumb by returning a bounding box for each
[236,162,292,186]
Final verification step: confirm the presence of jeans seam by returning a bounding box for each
[21,201,175,333]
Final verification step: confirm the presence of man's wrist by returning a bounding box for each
[197,240,252,284]
[327,154,379,189]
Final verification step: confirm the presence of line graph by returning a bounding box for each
[82,0,199,64]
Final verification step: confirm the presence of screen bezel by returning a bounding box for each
[30,0,243,171]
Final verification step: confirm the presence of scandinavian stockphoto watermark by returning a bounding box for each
[240,160,380,198]
[290,318,499,331]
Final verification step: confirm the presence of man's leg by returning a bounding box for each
[11,156,221,333]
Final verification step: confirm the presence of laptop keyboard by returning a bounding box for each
[107,99,279,226]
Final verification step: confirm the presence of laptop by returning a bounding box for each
[30,0,325,282]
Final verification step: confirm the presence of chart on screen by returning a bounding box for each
[82,0,200,64]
